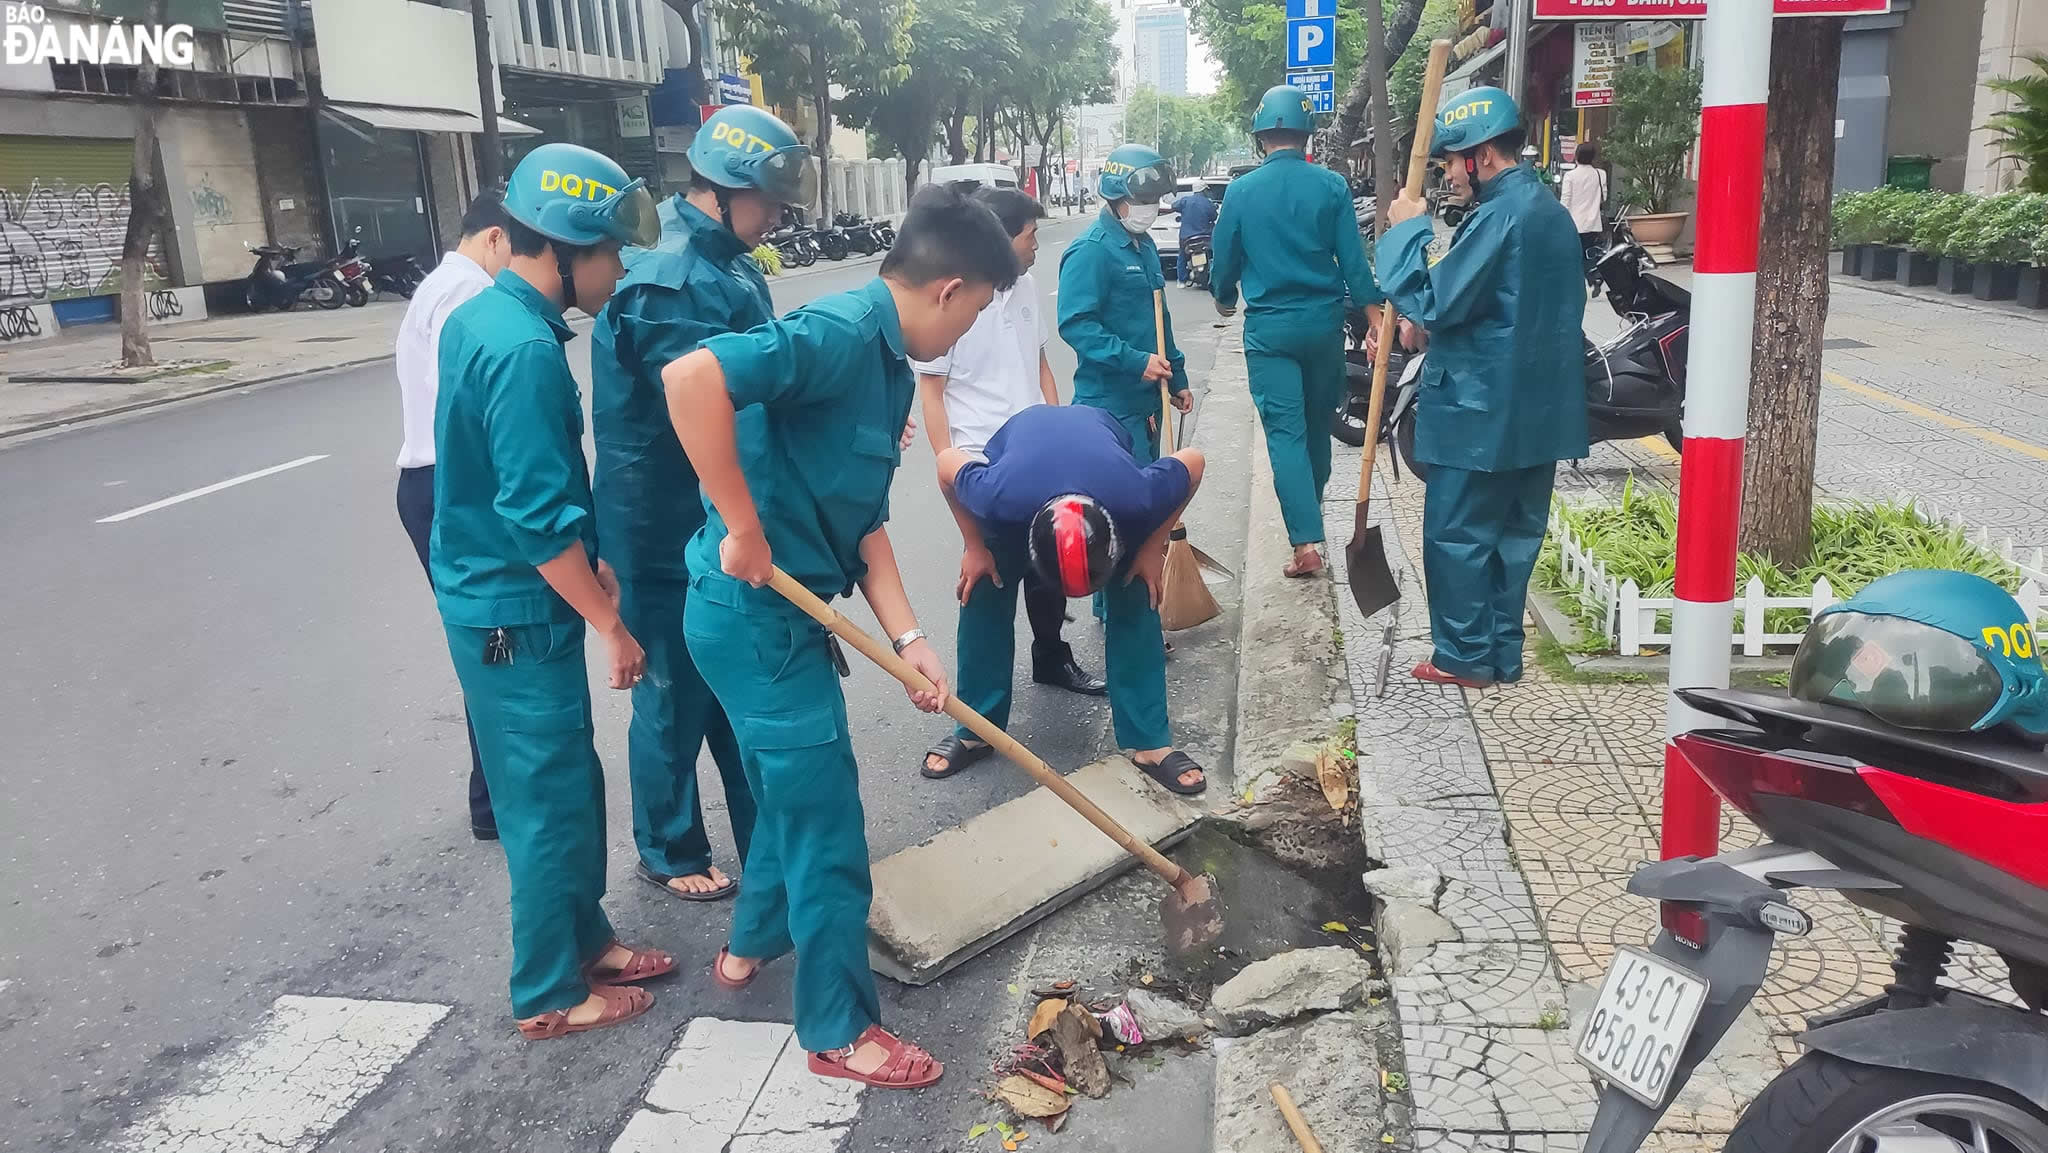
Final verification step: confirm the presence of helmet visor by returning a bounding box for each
[756,148,819,207]
[1123,162,1176,205]
[588,179,661,248]
[1789,610,2007,732]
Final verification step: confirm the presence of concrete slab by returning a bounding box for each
[866,756,1200,985]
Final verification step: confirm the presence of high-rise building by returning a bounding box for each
[1133,4,1189,97]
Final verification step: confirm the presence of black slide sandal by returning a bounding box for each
[637,861,738,903]
[922,734,994,780]
[1136,751,1208,796]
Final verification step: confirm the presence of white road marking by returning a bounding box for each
[110,994,450,1153]
[613,1017,865,1153]
[97,454,329,523]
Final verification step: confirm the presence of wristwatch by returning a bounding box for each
[891,628,926,655]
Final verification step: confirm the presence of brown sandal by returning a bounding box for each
[712,946,765,991]
[516,984,653,1040]
[807,1024,944,1089]
[585,940,677,986]
[1283,549,1325,578]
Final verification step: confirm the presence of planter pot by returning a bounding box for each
[1625,212,1687,246]
[1937,257,1977,295]
[1840,245,1865,277]
[1895,250,1938,287]
[1862,246,1902,281]
[1974,262,2022,302]
[2019,266,2048,311]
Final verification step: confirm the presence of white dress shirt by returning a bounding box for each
[1560,164,1608,235]
[908,271,1047,455]
[394,251,494,469]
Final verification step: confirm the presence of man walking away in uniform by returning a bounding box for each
[937,404,1209,795]
[591,105,813,904]
[394,193,511,842]
[1377,88,1587,688]
[433,144,673,1039]
[917,188,1107,782]
[1171,180,1216,286]
[662,184,1019,1089]
[1209,85,1385,579]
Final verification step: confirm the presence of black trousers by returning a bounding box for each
[1021,569,1073,666]
[397,465,495,830]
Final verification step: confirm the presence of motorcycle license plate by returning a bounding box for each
[1192,253,1208,268]
[1574,946,1708,1107]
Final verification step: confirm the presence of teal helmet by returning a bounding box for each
[1252,85,1316,135]
[503,142,658,248]
[1098,144,1174,203]
[687,105,818,206]
[1791,569,2048,739]
[1431,86,1521,157]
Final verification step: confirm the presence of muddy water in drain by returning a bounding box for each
[1163,824,1379,992]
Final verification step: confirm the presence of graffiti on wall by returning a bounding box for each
[0,303,46,341]
[189,176,230,225]
[0,176,166,304]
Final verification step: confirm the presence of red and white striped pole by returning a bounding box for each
[1663,0,1773,865]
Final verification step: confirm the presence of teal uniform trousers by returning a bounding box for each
[1419,463,1555,683]
[1241,314,1346,545]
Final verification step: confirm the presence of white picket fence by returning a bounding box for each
[1548,502,2048,657]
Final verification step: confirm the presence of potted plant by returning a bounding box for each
[1903,191,1972,287]
[1935,194,1994,294]
[2023,227,2048,311]
[1852,186,1920,281]
[1955,192,2045,302]
[1832,189,1873,276]
[1605,64,1703,247]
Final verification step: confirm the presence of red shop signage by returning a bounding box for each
[1535,0,1888,18]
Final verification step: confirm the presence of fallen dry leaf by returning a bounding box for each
[1141,973,1155,985]
[1026,998,1068,1041]
[994,1076,1070,1119]
[1322,921,1349,933]
[1048,1112,1070,1134]
[1004,1142,1018,1152]
[1051,1005,1112,1099]
[967,1123,991,1140]
[1315,748,1350,812]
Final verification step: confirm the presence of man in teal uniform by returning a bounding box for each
[432,143,675,1039]
[1060,143,1191,464]
[1210,86,1385,578]
[591,106,814,903]
[660,185,1020,1089]
[1378,88,1587,687]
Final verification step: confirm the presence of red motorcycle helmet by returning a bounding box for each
[1029,494,1120,597]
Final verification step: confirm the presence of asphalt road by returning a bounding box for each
[0,214,1256,1151]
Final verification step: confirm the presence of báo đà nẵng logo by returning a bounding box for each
[4,4,196,68]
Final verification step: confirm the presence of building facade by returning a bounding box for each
[1134,5,1189,98]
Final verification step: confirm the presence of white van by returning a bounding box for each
[929,163,1020,191]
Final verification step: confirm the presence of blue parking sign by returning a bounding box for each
[1286,69,1335,94]
[1284,0,1331,18]
[1284,16,1335,69]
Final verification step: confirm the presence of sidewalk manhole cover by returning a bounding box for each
[165,336,254,343]
[298,336,353,343]
[1822,338,1870,350]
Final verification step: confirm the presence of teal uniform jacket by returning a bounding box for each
[681,278,916,1053]
[591,195,768,882]
[1058,206,1189,454]
[430,269,616,1020]
[1208,148,1384,320]
[1374,164,1589,472]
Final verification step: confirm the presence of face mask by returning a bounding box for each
[1122,204,1158,234]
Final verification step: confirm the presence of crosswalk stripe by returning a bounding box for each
[110,995,450,1153]
[613,1017,865,1153]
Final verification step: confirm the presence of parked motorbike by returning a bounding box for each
[368,252,425,300]
[1579,675,2048,1153]
[242,241,344,312]
[1181,234,1214,291]
[813,219,850,261]
[1340,230,1688,476]
[335,237,371,308]
[766,223,816,268]
[873,218,896,249]
[833,212,883,256]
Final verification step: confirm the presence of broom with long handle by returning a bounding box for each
[1155,288,1221,631]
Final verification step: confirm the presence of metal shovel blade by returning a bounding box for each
[1345,521,1400,620]
[1162,872,1223,955]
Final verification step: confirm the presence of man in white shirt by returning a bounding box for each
[914,188,1107,781]
[394,194,513,840]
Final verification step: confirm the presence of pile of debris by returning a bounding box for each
[979,975,1212,1140]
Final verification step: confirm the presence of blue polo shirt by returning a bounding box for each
[952,405,1190,544]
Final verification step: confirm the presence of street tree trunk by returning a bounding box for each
[119,0,168,369]
[811,47,833,224]
[470,0,503,191]
[1740,17,1844,565]
[1364,0,1397,227]
[946,105,969,165]
[1320,0,1426,172]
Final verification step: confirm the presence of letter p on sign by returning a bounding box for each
[1285,15,1335,69]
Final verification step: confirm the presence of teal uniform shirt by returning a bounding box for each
[1059,206,1190,435]
[1209,148,1384,320]
[591,194,767,883]
[431,269,595,627]
[1374,164,1589,472]
[685,276,915,601]
[680,277,916,1053]
[592,195,774,582]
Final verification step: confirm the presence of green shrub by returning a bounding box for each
[1831,190,1875,246]
[751,244,784,276]
[1907,192,1975,254]
[1868,186,1938,246]
[1949,191,2048,263]
[1606,64,1703,214]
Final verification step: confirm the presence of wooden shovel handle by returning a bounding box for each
[765,567,1194,890]
[1270,1083,1325,1153]
[1154,287,1173,454]
[1356,38,1454,509]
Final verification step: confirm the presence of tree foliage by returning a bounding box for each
[1125,87,1240,176]
[1187,0,1366,119]
[1984,53,2048,193]
[1605,63,1703,214]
